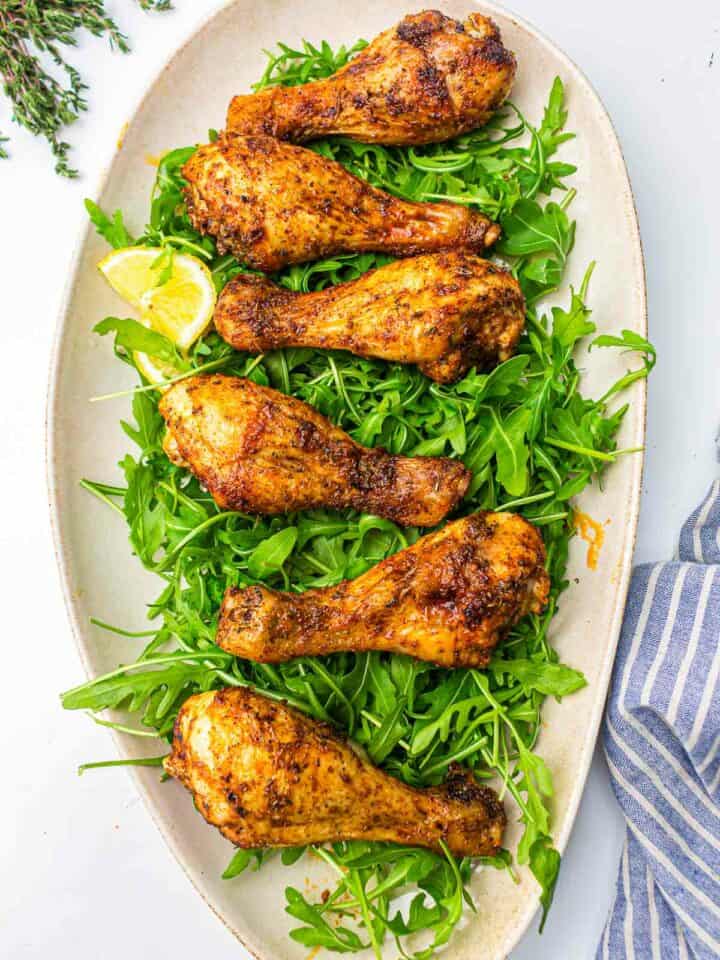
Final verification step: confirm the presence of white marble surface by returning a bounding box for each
[1,2,717,957]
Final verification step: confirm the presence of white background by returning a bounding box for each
[1,1,718,957]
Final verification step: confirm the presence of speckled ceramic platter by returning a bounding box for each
[47,2,646,957]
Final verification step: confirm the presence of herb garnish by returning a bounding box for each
[62,37,654,958]
[0,0,171,176]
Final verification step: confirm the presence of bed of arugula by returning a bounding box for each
[61,36,654,960]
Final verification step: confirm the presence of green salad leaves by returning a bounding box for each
[63,36,654,959]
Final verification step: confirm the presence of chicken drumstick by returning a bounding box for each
[182,134,500,272]
[227,11,516,147]
[217,511,550,668]
[159,374,470,526]
[214,252,525,383]
[165,687,506,856]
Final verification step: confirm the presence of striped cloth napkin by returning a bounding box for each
[597,479,720,959]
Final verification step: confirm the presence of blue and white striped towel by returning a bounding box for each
[598,479,720,959]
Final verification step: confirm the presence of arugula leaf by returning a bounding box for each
[591,329,656,401]
[286,887,367,952]
[222,848,268,878]
[530,836,562,933]
[500,199,575,260]
[461,355,529,404]
[121,390,164,451]
[496,407,531,495]
[121,454,166,566]
[388,893,443,935]
[280,846,306,866]
[85,199,134,248]
[222,849,255,878]
[60,653,228,716]
[522,256,564,289]
[516,745,554,864]
[591,329,656,364]
[366,696,408,763]
[78,755,167,775]
[151,245,175,286]
[409,694,490,757]
[94,317,179,365]
[491,659,587,698]
[254,38,368,91]
[551,277,596,348]
[247,527,298,578]
[537,77,575,157]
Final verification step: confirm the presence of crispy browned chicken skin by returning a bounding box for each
[182,135,500,272]
[159,374,470,526]
[226,11,516,146]
[165,687,506,856]
[217,511,549,667]
[214,252,525,383]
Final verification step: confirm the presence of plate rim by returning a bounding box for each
[46,2,648,957]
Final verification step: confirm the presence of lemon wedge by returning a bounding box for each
[98,246,216,381]
[133,342,180,386]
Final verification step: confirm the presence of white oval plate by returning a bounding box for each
[48,2,646,957]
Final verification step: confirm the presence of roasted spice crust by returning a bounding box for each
[213,251,526,383]
[181,134,500,272]
[217,511,551,667]
[159,374,471,527]
[164,686,507,856]
[226,10,516,147]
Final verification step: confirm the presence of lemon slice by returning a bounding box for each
[133,338,180,386]
[98,246,216,381]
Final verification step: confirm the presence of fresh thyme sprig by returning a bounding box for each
[0,0,172,176]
